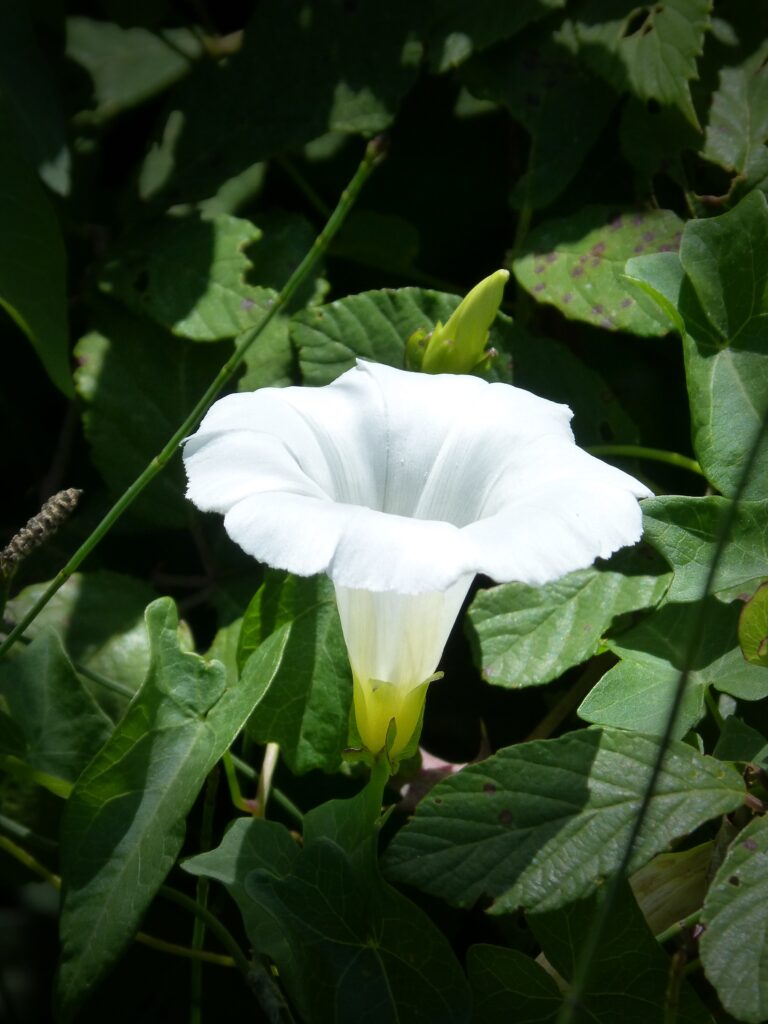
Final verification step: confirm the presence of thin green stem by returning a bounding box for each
[524,656,610,742]
[587,444,704,477]
[0,835,238,969]
[0,625,134,701]
[230,752,304,824]
[191,767,219,1023]
[704,687,726,733]
[159,885,253,981]
[0,139,384,660]
[656,909,700,946]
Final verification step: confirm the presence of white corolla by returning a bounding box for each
[184,360,651,759]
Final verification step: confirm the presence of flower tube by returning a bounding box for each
[183,360,651,759]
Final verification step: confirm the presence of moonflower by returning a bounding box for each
[184,361,651,760]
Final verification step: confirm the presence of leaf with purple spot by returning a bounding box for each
[513,206,683,336]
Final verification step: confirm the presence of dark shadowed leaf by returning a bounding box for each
[0,629,111,783]
[467,944,562,1023]
[74,304,224,527]
[462,38,614,209]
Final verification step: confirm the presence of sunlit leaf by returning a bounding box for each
[700,815,768,1024]
[56,599,289,1019]
[384,728,744,913]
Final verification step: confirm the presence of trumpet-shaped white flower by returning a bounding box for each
[184,360,651,758]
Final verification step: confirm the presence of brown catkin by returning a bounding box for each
[0,489,82,577]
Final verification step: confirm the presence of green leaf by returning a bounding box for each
[529,880,713,1023]
[183,817,302,991]
[642,495,768,602]
[144,0,422,201]
[580,599,768,737]
[467,945,562,1023]
[238,572,352,774]
[740,583,768,667]
[0,104,71,396]
[563,0,710,127]
[292,286,635,440]
[712,717,768,766]
[703,40,768,192]
[0,7,70,194]
[5,572,174,715]
[99,213,272,341]
[383,728,745,913]
[513,206,682,334]
[619,97,701,188]
[462,38,614,209]
[629,192,768,499]
[466,557,670,688]
[74,304,224,527]
[56,598,289,1019]
[66,16,201,122]
[700,815,768,1024]
[426,0,565,72]
[249,837,471,1024]
[0,628,111,783]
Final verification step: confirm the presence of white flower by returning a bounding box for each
[184,360,651,758]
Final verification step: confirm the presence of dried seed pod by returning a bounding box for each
[0,488,82,577]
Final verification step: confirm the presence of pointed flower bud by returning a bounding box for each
[420,269,509,374]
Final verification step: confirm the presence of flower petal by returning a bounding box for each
[184,360,652,594]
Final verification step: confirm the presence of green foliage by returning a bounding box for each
[514,206,682,334]
[0,106,70,395]
[467,556,670,688]
[383,729,744,913]
[700,816,768,1023]
[2,3,768,1020]
[57,599,289,1018]
[238,572,352,773]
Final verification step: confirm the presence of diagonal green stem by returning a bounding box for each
[0,138,385,660]
[587,444,704,477]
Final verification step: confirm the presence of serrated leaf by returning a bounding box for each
[0,629,112,783]
[467,945,561,1024]
[238,572,352,774]
[703,39,768,191]
[0,103,71,396]
[564,0,710,127]
[56,599,289,1020]
[739,582,768,667]
[66,17,201,122]
[642,495,768,602]
[700,815,768,1024]
[528,880,712,1023]
[99,213,271,341]
[466,558,670,688]
[5,572,172,716]
[143,0,422,201]
[74,304,224,527]
[383,728,744,914]
[462,38,614,209]
[580,599,768,737]
[426,0,565,72]
[513,206,682,334]
[628,191,768,499]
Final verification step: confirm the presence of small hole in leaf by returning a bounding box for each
[728,875,741,886]
[623,8,651,36]
[646,99,661,115]
[483,783,497,794]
